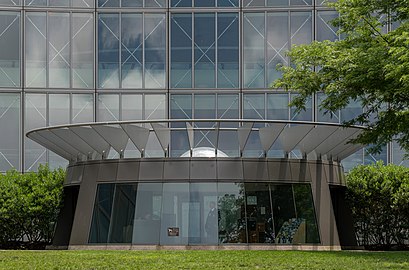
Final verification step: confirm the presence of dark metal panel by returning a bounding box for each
[289,160,311,182]
[97,161,118,182]
[217,159,243,180]
[71,165,84,184]
[139,160,164,180]
[116,160,140,181]
[242,159,268,181]
[309,161,341,247]
[190,159,217,180]
[163,160,189,180]
[69,164,99,245]
[267,160,291,181]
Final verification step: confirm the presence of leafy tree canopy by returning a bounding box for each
[273,0,409,154]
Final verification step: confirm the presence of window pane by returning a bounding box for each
[72,94,93,123]
[98,14,119,88]
[25,94,46,171]
[244,13,265,88]
[290,94,312,121]
[244,94,265,120]
[293,184,320,243]
[145,14,166,89]
[267,12,288,83]
[218,183,246,244]
[189,183,218,245]
[267,93,289,120]
[49,94,70,125]
[171,0,191,7]
[0,93,20,171]
[109,184,137,243]
[72,13,94,88]
[317,11,339,42]
[0,12,20,87]
[160,183,190,245]
[317,93,339,123]
[290,12,312,46]
[217,13,239,88]
[122,94,142,121]
[89,184,115,243]
[25,13,46,87]
[49,13,70,88]
[171,14,192,88]
[121,14,143,88]
[133,183,163,244]
[98,94,119,122]
[245,183,274,243]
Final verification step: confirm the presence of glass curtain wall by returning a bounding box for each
[90,182,320,245]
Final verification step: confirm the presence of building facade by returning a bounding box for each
[0,0,405,249]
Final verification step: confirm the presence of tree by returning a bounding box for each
[273,0,409,154]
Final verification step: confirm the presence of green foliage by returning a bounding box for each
[273,0,409,154]
[0,165,65,246]
[346,162,409,247]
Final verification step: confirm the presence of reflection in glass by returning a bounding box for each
[267,12,288,83]
[267,93,289,120]
[218,183,246,243]
[89,184,115,243]
[109,184,137,243]
[244,13,265,88]
[121,14,143,88]
[98,14,120,88]
[217,13,239,88]
[25,12,46,87]
[49,13,70,88]
[0,12,20,87]
[189,183,218,245]
[194,13,215,88]
[145,14,166,88]
[24,94,46,171]
[171,14,192,88]
[72,13,94,88]
[0,93,20,171]
[49,94,70,126]
[98,94,119,122]
[72,94,94,123]
[245,183,274,243]
[133,183,162,244]
[160,183,190,245]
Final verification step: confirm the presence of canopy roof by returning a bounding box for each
[26,119,365,162]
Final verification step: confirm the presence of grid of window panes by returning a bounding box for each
[0,1,401,172]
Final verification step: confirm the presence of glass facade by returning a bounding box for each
[0,1,402,172]
[90,182,320,245]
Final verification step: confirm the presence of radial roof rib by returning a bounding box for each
[259,123,286,152]
[238,122,254,153]
[151,123,170,153]
[279,125,314,153]
[121,124,150,153]
[297,126,338,155]
[337,143,364,160]
[37,129,83,160]
[325,128,362,159]
[29,132,73,160]
[51,127,96,157]
[92,125,130,155]
[70,126,110,157]
[314,127,357,158]
[328,129,362,159]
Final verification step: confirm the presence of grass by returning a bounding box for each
[0,250,408,270]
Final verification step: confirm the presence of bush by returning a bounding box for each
[346,161,409,249]
[0,165,65,248]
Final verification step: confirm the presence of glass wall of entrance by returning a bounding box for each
[89,182,320,245]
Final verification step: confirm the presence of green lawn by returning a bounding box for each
[0,250,408,270]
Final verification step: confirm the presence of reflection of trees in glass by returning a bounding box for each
[218,184,245,243]
[271,184,296,236]
[293,184,320,243]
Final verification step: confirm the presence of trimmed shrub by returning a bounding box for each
[0,165,65,248]
[346,161,409,249]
